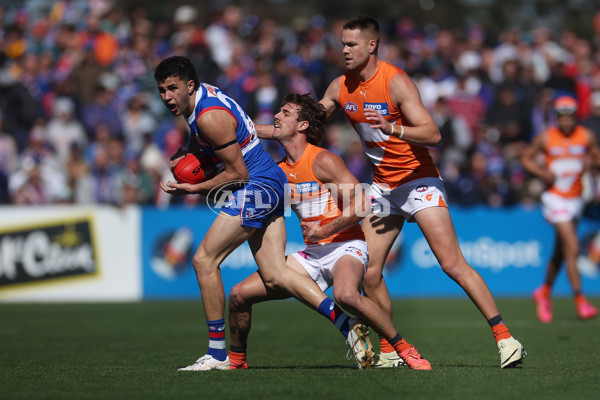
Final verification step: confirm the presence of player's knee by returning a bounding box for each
[441,257,478,284]
[440,259,465,279]
[362,271,382,291]
[562,242,579,258]
[191,249,215,278]
[229,284,247,311]
[333,288,360,310]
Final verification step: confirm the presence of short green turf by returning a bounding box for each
[1,298,599,400]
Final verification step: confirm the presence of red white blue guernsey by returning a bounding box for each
[186,82,286,228]
[186,83,277,176]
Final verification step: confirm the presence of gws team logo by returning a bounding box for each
[151,227,194,280]
[207,180,281,220]
[416,185,428,193]
[345,246,363,257]
[344,102,358,113]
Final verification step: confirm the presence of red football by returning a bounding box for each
[172,153,217,184]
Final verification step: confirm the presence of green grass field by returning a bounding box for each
[1,298,599,400]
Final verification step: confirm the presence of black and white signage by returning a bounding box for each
[0,219,97,287]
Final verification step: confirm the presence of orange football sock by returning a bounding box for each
[379,336,396,354]
[229,350,246,368]
[390,337,412,354]
[540,283,552,298]
[488,315,511,343]
[491,323,511,342]
[575,293,586,306]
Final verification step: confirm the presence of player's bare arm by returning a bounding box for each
[255,123,275,140]
[364,73,441,147]
[521,133,554,185]
[161,110,248,196]
[320,77,343,122]
[300,150,368,242]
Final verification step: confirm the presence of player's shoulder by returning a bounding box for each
[313,146,345,170]
[577,124,594,140]
[388,68,420,103]
[324,76,343,97]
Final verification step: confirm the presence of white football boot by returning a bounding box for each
[498,337,526,368]
[178,354,231,371]
[373,351,406,368]
[346,319,375,369]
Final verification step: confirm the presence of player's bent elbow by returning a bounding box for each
[430,131,442,147]
[236,168,250,182]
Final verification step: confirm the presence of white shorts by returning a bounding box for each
[289,240,369,292]
[370,177,448,221]
[541,191,583,223]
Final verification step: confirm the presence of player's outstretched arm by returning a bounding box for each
[300,150,368,242]
[320,77,342,122]
[255,123,275,140]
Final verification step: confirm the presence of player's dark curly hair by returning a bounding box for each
[343,16,380,52]
[154,56,199,91]
[282,93,327,145]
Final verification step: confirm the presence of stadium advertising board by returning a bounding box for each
[141,206,600,299]
[0,218,97,288]
[0,206,141,302]
[141,206,305,299]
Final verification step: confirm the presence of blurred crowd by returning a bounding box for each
[2,1,600,212]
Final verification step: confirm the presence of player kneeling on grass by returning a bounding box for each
[228,93,430,370]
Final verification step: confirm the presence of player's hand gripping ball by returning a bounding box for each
[172,153,217,184]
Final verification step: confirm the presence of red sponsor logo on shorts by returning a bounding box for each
[416,185,428,193]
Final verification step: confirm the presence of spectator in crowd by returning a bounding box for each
[118,149,154,205]
[0,112,17,203]
[0,112,18,178]
[65,142,94,204]
[82,73,122,139]
[582,91,600,139]
[89,145,121,205]
[46,96,88,165]
[484,83,531,146]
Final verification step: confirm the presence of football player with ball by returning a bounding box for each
[154,56,372,371]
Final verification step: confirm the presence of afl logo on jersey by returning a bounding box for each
[344,102,358,113]
[416,185,428,193]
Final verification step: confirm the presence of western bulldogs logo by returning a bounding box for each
[344,102,358,113]
[416,185,428,193]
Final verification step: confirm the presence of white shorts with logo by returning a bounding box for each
[541,191,583,223]
[289,239,369,292]
[370,177,448,222]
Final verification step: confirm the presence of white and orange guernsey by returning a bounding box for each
[278,143,365,245]
[338,61,439,189]
[544,125,589,198]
